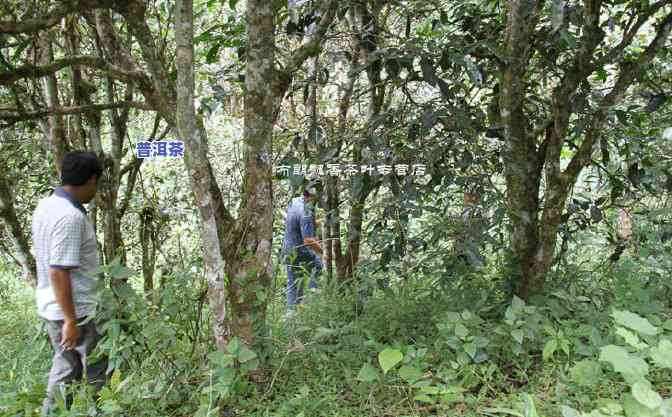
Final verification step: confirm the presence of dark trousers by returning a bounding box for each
[41,317,108,416]
[286,252,323,310]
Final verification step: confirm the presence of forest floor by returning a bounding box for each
[1,262,671,417]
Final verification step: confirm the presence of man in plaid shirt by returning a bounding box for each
[32,151,108,415]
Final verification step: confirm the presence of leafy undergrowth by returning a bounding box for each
[1,258,671,417]
[0,274,53,415]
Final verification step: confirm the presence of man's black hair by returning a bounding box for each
[61,151,103,186]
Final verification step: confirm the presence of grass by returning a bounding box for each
[1,262,671,417]
[0,275,52,414]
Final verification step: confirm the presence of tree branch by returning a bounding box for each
[564,11,672,182]
[273,0,339,98]
[544,0,604,194]
[118,122,169,219]
[0,0,120,34]
[597,0,672,67]
[0,101,153,125]
[0,55,148,85]
[119,0,177,125]
[501,0,546,177]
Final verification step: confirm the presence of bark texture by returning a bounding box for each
[500,0,672,299]
[330,1,384,285]
[0,170,37,287]
[1,0,338,353]
[175,0,230,349]
[222,0,275,345]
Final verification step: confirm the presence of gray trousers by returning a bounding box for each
[42,317,108,416]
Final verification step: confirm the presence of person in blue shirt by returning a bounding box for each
[281,181,323,311]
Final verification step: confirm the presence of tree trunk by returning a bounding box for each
[223,0,275,347]
[331,1,383,285]
[175,0,230,349]
[139,206,157,300]
[100,79,128,265]
[499,0,546,299]
[500,1,672,299]
[327,32,358,285]
[38,36,69,177]
[4,0,337,352]
[0,170,37,287]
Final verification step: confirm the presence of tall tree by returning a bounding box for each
[499,0,672,298]
[0,165,37,287]
[0,0,338,349]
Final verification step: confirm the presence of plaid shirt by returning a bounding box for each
[31,187,100,320]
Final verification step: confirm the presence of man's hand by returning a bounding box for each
[303,237,323,255]
[49,267,80,350]
[60,320,81,351]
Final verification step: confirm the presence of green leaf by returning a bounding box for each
[660,399,672,416]
[474,336,490,348]
[569,360,603,387]
[559,339,570,356]
[455,324,469,338]
[457,352,471,365]
[512,295,526,312]
[312,327,338,342]
[623,393,658,417]
[208,350,234,368]
[420,386,440,394]
[308,125,324,146]
[398,365,423,382]
[356,363,378,382]
[110,264,136,280]
[237,347,257,363]
[511,329,524,344]
[596,399,623,415]
[521,393,539,417]
[464,342,477,359]
[445,312,461,323]
[227,337,240,355]
[632,381,662,410]
[217,367,236,386]
[440,391,464,404]
[111,282,135,299]
[616,327,647,350]
[413,393,435,403]
[239,358,259,373]
[543,339,558,361]
[599,345,649,383]
[482,408,524,417]
[612,310,659,336]
[561,406,581,417]
[206,43,221,64]
[650,339,672,369]
[378,348,403,374]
